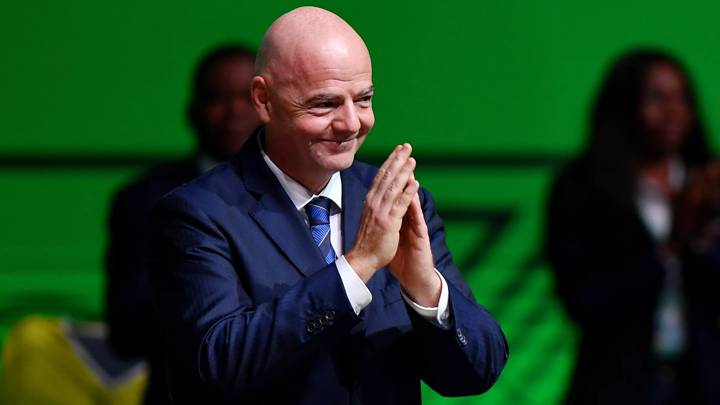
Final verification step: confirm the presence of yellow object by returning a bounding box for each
[2,316,147,405]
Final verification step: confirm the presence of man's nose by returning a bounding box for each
[333,101,361,134]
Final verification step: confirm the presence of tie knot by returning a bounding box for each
[306,197,334,226]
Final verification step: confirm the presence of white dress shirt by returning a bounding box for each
[636,160,686,358]
[261,149,450,328]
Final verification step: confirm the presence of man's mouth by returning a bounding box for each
[315,135,359,145]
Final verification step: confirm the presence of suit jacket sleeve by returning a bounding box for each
[410,188,509,396]
[148,193,362,401]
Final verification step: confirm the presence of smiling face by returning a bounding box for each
[251,8,375,192]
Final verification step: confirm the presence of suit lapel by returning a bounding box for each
[340,167,369,254]
[238,135,325,277]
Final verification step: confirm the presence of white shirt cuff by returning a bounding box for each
[336,255,372,315]
[400,269,451,329]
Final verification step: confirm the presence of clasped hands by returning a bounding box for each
[671,162,720,253]
[346,144,441,307]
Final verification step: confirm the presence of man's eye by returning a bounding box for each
[313,102,336,109]
[355,96,372,105]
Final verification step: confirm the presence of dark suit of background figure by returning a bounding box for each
[105,44,259,405]
[106,158,200,405]
[546,158,720,405]
[148,135,509,405]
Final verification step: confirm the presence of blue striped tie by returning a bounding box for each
[306,197,336,264]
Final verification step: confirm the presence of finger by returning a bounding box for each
[374,144,412,194]
[390,177,419,219]
[370,144,410,191]
[366,144,403,200]
[368,147,413,209]
[380,156,416,207]
[375,144,403,180]
[408,194,430,239]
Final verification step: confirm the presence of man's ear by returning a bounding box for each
[251,76,272,123]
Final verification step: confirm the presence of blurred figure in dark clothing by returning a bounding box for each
[105,44,259,405]
[546,49,720,405]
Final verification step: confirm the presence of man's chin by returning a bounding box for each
[313,141,361,171]
[316,151,356,174]
[326,156,355,172]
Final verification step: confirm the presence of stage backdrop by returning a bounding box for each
[1,1,718,404]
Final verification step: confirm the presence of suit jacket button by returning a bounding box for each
[306,323,315,333]
[324,310,335,320]
[456,328,468,346]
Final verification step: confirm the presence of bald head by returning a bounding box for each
[255,7,371,80]
[250,7,375,192]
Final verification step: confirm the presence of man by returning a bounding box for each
[149,7,508,404]
[106,45,260,404]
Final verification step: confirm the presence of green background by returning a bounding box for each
[1,1,718,404]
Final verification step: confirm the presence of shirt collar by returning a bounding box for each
[259,134,343,212]
[196,152,220,174]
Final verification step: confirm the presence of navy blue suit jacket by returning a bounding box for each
[149,135,508,404]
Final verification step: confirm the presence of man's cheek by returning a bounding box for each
[362,111,375,132]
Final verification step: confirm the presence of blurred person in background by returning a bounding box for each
[105,44,260,405]
[545,49,720,404]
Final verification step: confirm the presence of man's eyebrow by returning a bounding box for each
[303,86,375,105]
[356,85,375,96]
[304,93,343,104]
